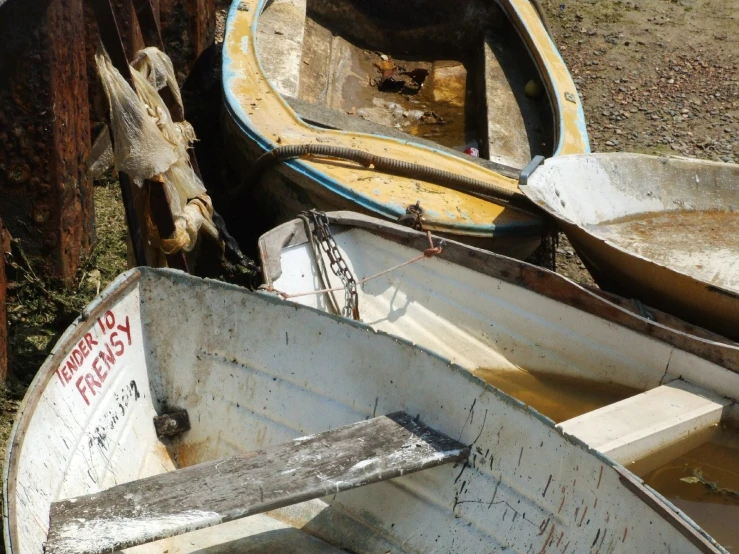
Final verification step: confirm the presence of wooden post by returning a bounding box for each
[159,0,215,78]
[0,219,7,382]
[0,0,94,283]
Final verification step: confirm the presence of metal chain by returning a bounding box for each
[306,210,360,320]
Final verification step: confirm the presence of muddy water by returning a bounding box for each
[594,210,739,291]
[473,368,637,423]
[640,426,739,552]
[346,51,477,149]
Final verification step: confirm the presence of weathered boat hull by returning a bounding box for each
[222,0,589,258]
[521,153,739,340]
[259,212,739,549]
[259,211,739,382]
[3,269,727,553]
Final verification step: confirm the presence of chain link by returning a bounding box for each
[307,210,360,320]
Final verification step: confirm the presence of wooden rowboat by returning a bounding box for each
[519,153,739,340]
[260,210,739,550]
[4,268,728,553]
[222,0,590,258]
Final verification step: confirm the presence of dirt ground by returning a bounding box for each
[0,0,737,546]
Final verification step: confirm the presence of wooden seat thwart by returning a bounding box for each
[46,412,468,554]
[559,379,731,472]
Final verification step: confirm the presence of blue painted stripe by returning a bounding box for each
[222,0,542,238]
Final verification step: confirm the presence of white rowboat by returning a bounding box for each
[3,268,727,553]
[520,153,739,340]
[260,210,739,550]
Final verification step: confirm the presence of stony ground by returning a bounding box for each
[0,0,737,547]
[544,0,738,281]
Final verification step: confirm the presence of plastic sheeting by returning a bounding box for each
[95,47,218,254]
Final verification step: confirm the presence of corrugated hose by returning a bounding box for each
[232,143,535,211]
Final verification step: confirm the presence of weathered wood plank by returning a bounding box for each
[47,412,468,554]
[0,0,94,282]
[0,218,6,381]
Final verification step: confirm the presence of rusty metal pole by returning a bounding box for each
[0,0,94,283]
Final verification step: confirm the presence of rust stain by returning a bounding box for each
[557,493,566,514]
[622,527,628,543]
[171,438,210,468]
[538,523,556,554]
[223,2,541,236]
[578,506,589,527]
[556,531,564,547]
[597,466,603,488]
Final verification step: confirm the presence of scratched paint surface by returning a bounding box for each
[6,280,172,554]
[5,269,727,553]
[222,0,550,237]
[496,0,590,156]
[267,223,737,392]
[137,269,716,553]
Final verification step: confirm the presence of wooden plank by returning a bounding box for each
[558,380,731,466]
[159,0,215,76]
[0,0,94,282]
[481,33,532,169]
[46,412,468,554]
[0,218,6,381]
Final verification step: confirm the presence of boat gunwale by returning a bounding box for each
[519,152,739,300]
[221,0,587,236]
[259,211,739,373]
[494,0,590,156]
[2,267,726,554]
[2,270,142,554]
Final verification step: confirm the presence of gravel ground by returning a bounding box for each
[544,0,738,282]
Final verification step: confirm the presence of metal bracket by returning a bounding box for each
[154,408,191,438]
[518,155,546,187]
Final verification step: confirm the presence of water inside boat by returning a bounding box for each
[258,0,554,166]
[473,368,638,423]
[592,210,739,291]
[639,425,739,553]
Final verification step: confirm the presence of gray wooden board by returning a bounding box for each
[46,412,469,554]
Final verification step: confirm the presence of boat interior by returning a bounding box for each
[10,271,702,554]
[256,0,555,169]
[523,154,739,294]
[260,213,739,550]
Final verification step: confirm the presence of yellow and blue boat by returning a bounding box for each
[222,0,589,258]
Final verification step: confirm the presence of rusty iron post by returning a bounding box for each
[0,0,94,283]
